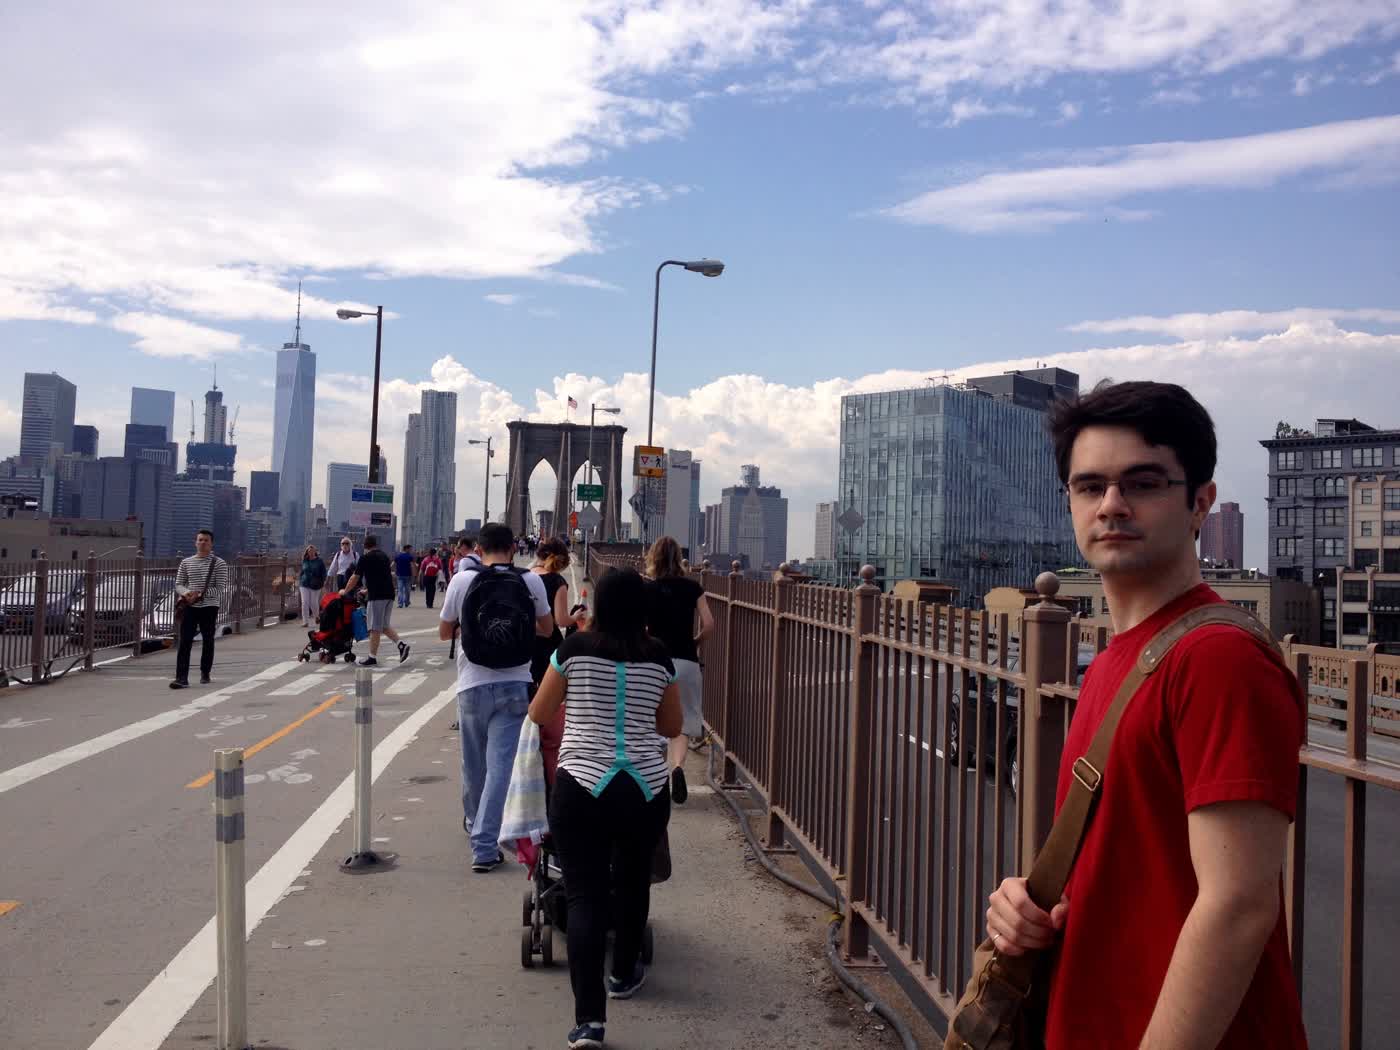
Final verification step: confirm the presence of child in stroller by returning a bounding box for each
[518,708,667,969]
[298,591,359,664]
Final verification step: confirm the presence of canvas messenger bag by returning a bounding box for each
[944,602,1284,1050]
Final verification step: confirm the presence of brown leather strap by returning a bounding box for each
[1023,602,1281,910]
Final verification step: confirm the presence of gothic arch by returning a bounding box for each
[503,420,627,540]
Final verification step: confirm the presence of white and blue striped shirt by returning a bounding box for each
[550,633,675,798]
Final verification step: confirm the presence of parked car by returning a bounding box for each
[1,573,86,639]
[67,576,178,653]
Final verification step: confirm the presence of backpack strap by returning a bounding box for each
[1023,602,1282,911]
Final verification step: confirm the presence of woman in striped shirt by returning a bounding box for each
[528,567,682,1050]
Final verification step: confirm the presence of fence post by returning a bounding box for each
[213,747,248,1050]
[257,558,268,629]
[720,561,742,783]
[842,565,880,960]
[765,565,794,846]
[278,556,288,622]
[233,560,244,635]
[1018,572,1073,870]
[31,553,48,683]
[129,552,145,659]
[343,667,384,869]
[83,551,97,671]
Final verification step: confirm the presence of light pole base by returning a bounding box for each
[340,850,387,871]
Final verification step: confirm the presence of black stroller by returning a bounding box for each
[298,592,359,664]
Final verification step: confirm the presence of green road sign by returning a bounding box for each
[576,483,605,501]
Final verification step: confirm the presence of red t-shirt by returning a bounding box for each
[1045,584,1308,1049]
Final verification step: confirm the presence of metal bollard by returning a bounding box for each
[213,748,250,1050]
[342,668,384,869]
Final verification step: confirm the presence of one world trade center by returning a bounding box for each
[273,297,316,547]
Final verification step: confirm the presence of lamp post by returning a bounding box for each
[468,437,493,526]
[586,404,621,569]
[335,306,385,484]
[644,259,723,548]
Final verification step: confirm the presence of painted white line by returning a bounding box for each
[86,683,457,1050]
[396,626,440,638]
[267,675,330,697]
[0,662,299,796]
[385,672,427,695]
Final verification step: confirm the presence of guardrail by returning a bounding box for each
[588,548,1396,1049]
[0,553,302,685]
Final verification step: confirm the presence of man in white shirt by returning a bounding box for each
[439,523,552,873]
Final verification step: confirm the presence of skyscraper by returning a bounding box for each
[124,423,178,469]
[250,471,280,512]
[408,391,456,546]
[72,425,99,459]
[814,501,838,560]
[20,372,77,463]
[203,385,228,445]
[836,368,1078,597]
[326,462,369,530]
[716,466,788,569]
[130,387,176,442]
[272,304,316,547]
[402,412,422,542]
[1200,501,1245,568]
[657,449,701,554]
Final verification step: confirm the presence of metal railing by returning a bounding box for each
[589,548,1396,1049]
[0,553,302,685]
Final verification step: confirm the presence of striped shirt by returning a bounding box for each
[549,633,675,798]
[175,554,228,610]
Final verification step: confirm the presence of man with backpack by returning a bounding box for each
[977,382,1306,1049]
[438,523,553,873]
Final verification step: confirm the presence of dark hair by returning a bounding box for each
[363,534,378,549]
[403,543,412,551]
[590,568,664,663]
[1048,380,1216,506]
[537,536,570,573]
[478,522,514,554]
[197,528,214,541]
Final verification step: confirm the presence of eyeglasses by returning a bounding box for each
[1067,473,1188,507]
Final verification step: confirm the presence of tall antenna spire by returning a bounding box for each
[294,279,303,345]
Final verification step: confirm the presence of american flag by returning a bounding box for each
[567,396,578,409]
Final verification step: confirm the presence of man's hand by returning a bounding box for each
[187,591,202,604]
[986,877,1068,956]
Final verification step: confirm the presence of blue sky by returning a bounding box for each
[3,2,1399,563]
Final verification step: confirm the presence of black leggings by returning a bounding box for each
[549,769,670,1025]
[423,576,438,607]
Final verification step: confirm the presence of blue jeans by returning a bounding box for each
[396,575,411,607]
[457,680,530,863]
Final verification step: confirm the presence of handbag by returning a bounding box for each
[944,603,1282,1050]
[173,556,218,634]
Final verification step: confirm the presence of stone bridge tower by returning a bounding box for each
[503,420,627,540]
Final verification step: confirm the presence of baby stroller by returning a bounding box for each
[520,711,666,969]
[298,592,358,664]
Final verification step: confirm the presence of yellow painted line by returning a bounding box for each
[186,694,345,789]
[0,901,18,918]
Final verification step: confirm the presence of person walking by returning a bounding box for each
[421,547,443,608]
[438,523,552,872]
[341,534,410,667]
[982,381,1307,1049]
[643,536,713,805]
[394,543,414,608]
[326,536,358,591]
[529,537,574,685]
[528,567,682,1050]
[297,544,327,626]
[169,528,229,689]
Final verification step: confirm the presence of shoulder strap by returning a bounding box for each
[1024,602,1281,910]
[201,556,218,591]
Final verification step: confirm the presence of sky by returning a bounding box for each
[3,1,1399,566]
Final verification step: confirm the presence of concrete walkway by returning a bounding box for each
[161,743,903,1050]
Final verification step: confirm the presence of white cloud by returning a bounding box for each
[108,313,245,359]
[943,98,1034,126]
[483,293,523,306]
[1053,100,1082,124]
[1069,307,1400,339]
[1146,85,1204,106]
[884,114,1400,232]
[0,3,801,330]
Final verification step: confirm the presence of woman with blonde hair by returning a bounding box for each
[643,535,714,804]
[297,544,327,627]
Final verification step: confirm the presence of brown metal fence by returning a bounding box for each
[589,548,1397,1048]
[0,553,300,685]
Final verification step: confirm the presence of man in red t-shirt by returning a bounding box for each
[984,381,1308,1048]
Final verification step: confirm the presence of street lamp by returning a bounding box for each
[468,437,494,526]
[644,258,723,546]
[335,306,386,484]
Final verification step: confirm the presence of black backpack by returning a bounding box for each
[460,565,536,668]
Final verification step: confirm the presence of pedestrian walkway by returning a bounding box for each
[160,742,903,1049]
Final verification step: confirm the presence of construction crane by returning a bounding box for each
[228,405,239,443]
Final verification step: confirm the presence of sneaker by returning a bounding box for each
[169,679,189,690]
[567,1022,605,1048]
[357,656,378,667]
[463,814,472,835]
[671,766,688,805]
[200,674,212,685]
[607,962,646,1000]
[397,641,411,663]
[471,850,504,874]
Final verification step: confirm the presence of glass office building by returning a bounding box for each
[836,369,1079,602]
